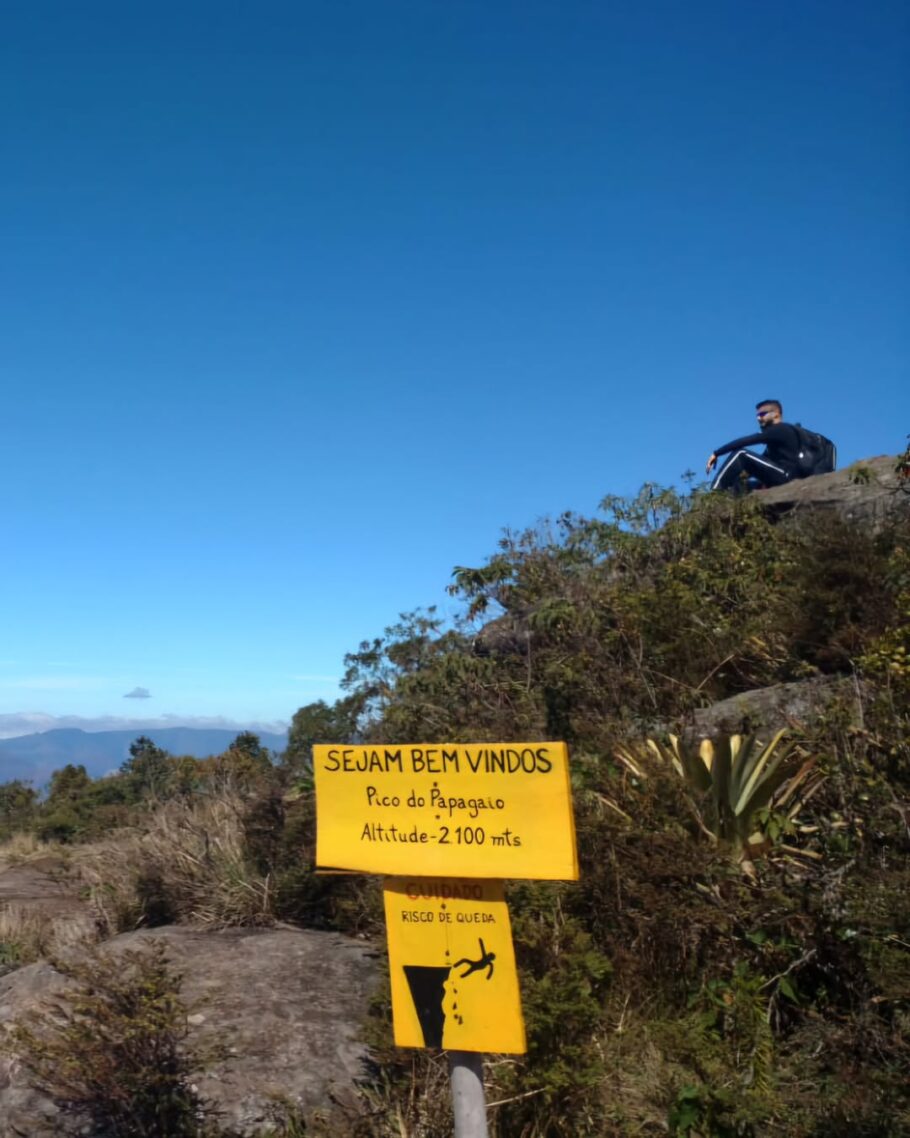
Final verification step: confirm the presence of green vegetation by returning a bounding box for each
[1,476,909,1134]
[6,941,221,1137]
[616,730,822,863]
[0,779,38,841]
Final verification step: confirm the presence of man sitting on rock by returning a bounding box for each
[706,399,801,495]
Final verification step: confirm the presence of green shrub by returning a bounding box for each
[617,731,821,863]
[35,808,82,844]
[5,940,224,1137]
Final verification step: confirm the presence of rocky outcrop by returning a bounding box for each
[757,454,907,529]
[688,674,863,739]
[0,925,379,1136]
[472,611,531,656]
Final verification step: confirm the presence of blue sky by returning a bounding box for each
[1,1,906,738]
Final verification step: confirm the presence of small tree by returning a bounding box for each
[227,731,272,766]
[121,736,173,801]
[0,779,37,838]
[46,764,91,806]
[283,697,361,784]
[37,765,94,842]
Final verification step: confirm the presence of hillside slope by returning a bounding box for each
[1,456,907,1137]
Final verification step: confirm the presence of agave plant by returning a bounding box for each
[616,730,822,861]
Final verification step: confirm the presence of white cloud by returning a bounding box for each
[123,687,152,699]
[0,713,59,739]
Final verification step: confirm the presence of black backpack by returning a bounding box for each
[792,423,837,478]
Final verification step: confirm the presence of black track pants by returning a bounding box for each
[712,450,792,495]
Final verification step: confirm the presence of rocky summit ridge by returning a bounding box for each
[756,452,906,528]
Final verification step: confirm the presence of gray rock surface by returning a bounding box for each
[757,454,907,529]
[688,674,864,739]
[0,924,380,1136]
[472,611,531,657]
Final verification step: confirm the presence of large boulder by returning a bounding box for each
[0,924,379,1136]
[688,675,862,739]
[757,454,907,529]
[472,611,531,657]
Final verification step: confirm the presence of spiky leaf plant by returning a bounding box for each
[616,730,821,861]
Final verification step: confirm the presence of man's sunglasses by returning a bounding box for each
[756,409,774,417]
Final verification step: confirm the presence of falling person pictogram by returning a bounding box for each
[452,938,496,980]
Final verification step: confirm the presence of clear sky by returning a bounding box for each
[1,1,907,739]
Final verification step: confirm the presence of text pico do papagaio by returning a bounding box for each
[366,784,506,819]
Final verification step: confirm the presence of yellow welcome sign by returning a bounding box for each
[383,877,526,1054]
[314,741,578,880]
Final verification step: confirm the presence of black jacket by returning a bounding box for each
[714,422,801,472]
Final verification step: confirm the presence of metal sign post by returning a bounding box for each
[449,1050,488,1138]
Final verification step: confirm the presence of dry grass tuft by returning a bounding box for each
[0,832,67,870]
[73,792,273,935]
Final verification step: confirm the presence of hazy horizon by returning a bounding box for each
[0,712,290,743]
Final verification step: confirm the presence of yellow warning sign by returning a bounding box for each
[383,877,526,1054]
[314,742,578,880]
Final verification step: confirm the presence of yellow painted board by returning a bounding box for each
[383,877,526,1054]
[314,741,578,880]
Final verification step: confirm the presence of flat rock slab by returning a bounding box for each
[0,924,380,1136]
[758,454,907,529]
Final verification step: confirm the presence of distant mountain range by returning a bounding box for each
[0,727,289,786]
